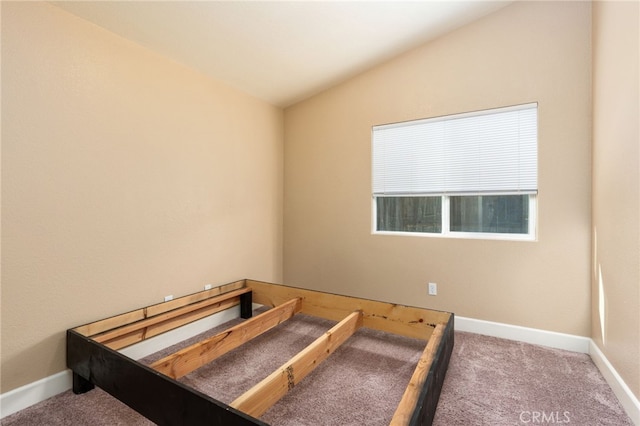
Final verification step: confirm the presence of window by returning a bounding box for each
[372,103,537,240]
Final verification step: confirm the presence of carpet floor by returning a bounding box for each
[1,312,633,426]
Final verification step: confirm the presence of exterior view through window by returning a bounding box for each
[372,103,537,240]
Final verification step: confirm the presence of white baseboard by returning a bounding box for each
[454,315,591,353]
[0,304,255,419]
[589,340,640,425]
[0,370,72,419]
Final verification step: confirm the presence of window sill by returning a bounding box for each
[372,230,537,242]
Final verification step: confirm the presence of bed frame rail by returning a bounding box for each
[67,329,265,425]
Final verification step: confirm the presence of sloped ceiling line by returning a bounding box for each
[51,1,511,107]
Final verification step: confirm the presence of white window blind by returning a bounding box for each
[372,103,538,196]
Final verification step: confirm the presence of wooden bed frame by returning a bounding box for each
[66,279,454,425]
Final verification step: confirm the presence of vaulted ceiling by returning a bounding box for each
[52,1,512,107]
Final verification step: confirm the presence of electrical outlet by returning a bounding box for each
[428,282,437,296]
[204,284,213,291]
[164,295,173,302]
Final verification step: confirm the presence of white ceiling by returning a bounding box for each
[51,1,512,107]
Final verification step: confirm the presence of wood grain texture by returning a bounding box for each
[391,323,446,425]
[230,310,364,418]
[93,288,250,343]
[151,298,302,379]
[101,297,242,350]
[246,280,451,341]
[73,280,246,337]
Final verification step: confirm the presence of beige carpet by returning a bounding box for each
[1,312,633,426]
[432,332,633,425]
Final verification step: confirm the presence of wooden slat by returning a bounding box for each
[103,296,241,350]
[74,280,246,337]
[74,309,146,338]
[146,280,246,317]
[390,323,446,426]
[151,298,303,379]
[246,280,450,341]
[230,310,363,418]
[93,288,250,344]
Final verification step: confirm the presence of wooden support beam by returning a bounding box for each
[82,287,251,350]
[74,280,246,337]
[390,323,446,426]
[240,291,253,319]
[151,298,303,379]
[230,310,363,418]
[102,296,242,350]
[93,288,251,343]
[246,280,451,341]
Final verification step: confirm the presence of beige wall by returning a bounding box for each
[284,2,592,335]
[1,2,283,392]
[4,0,637,408]
[592,1,640,401]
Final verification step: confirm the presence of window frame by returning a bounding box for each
[371,103,538,242]
[371,194,537,241]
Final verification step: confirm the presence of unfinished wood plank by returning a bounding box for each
[93,288,250,345]
[230,310,363,418]
[390,323,446,426]
[102,296,241,350]
[246,280,450,341]
[146,280,246,317]
[73,310,146,338]
[151,298,303,379]
[74,280,246,337]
